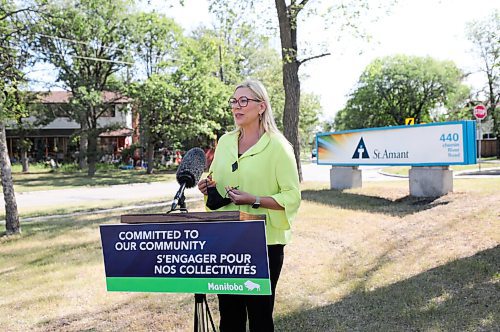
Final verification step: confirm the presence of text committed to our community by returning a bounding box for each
[113,229,259,276]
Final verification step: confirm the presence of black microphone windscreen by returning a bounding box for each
[176,147,206,188]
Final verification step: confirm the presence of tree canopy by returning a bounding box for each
[129,11,182,79]
[36,0,134,175]
[129,31,232,173]
[334,55,467,130]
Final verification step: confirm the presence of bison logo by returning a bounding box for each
[244,280,260,291]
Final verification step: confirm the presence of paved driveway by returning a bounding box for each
[1,181,203,211]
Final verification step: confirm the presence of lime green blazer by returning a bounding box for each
[208,131,301,245]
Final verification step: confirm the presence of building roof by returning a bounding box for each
[37,91,132,104]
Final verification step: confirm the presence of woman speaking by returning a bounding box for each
[198,79,301,331]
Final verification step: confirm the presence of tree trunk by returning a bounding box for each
[275,0,303,181]
[79,135,88,169]
[283,62,302,181]
[146,141,155,174]
[87,133,98,176]
[21,149,29,173]
[79,124,88,169]
[19,133,29,173]
[0,123,20,235]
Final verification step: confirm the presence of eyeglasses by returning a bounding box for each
[228,96,261,108]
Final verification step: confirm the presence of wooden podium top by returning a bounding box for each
[121,211,266,224]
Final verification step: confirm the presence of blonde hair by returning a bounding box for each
[233,79,282,138]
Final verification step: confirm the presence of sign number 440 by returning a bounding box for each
[440,133,459,142]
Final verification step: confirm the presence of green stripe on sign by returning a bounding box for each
[106,277,272,295]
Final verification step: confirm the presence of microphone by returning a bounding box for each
[171,147,206,211]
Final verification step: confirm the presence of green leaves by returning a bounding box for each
[0,0,37,120]
[335,55,468,130]
[129,12,183,77]
[37,0,133,91]
[130,29,232,152]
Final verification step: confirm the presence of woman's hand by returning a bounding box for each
[197,175,216,195]
[225,186,255,205]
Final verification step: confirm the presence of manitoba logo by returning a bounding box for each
[352,137,370,159]
[244,280,260,291]
[207,280,260,292]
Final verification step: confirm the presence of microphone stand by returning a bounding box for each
[167,185,188,213]
[194,293,216,332]
[166,190,216,331]
[167,193,188,213]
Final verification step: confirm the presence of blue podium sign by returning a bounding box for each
[100,220,271,295]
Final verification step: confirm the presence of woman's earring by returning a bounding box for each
[259,113,263,121]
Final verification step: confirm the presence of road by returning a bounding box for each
[1,162,497,211]
[1,181,204,211]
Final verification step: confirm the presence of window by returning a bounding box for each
[101,105,116,117]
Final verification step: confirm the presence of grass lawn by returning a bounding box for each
[11,168,176,193]
[0,179,499,331]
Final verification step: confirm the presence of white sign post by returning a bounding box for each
[473,104,487,171]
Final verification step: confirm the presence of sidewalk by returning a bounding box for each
[455,159,500,176]
[0,181,204,211]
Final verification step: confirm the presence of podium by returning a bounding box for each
[121,211,266,224]
[101,211,268,332]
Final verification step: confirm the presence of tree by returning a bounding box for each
[129,12,182,79]
[274,0,329,181]
[128,12,183,174]
[0,88,21,235]
[0,0,38,235]
[36,0,134,176]
[130,32,231,173]
[466,10,500,157]
[436,84,473,122]
[168,37,232,148]
[207,7,269,86]
[334,55,467,130]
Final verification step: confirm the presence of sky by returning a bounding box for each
[29,0,499,120]
[156,0,499,120]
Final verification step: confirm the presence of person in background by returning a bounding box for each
[198,79,301,332]
[204,143,216,171]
